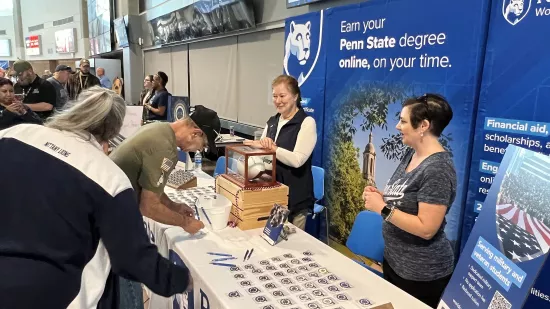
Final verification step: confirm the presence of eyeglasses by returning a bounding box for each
[416,93,446,104]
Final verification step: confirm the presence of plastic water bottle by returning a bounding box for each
[194,151,202,171]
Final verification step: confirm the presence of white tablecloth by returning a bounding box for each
[144,171,429,309]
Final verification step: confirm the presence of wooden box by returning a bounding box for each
[216,174,289,230]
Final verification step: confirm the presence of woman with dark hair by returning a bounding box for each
[245,75,317,230]
[144,71,170,121]
[0,77,42,130]
[363,93,455,308]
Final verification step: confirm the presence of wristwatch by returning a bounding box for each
[380,205,394,221]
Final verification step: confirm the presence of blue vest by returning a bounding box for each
[266,108,314,219]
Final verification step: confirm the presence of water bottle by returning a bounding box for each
[194,151,202,171]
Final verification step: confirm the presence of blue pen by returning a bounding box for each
[210,262,237,267]
[201,207,212,225]
[211,257,237,262]
[207,252,233,257]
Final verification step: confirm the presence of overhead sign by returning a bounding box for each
[0,39,10,57]
[55,28,76,53]
[25,35,40,56]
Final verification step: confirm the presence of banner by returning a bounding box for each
[321,0,489,249]
[439,145,550,309]
[462,0,550,249]
[284,10,327,167]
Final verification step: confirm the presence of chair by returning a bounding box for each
[310,166,327,243]
[346,210,385,277]
[213,156,237,176]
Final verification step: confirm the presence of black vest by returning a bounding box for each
[266,108,314,219]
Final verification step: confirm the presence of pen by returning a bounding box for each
[207,252,233,257]
[201,207,212,225]
[247,248,254,261]
[243,249,250,262]
[211,257,237,262]
[210,262,237,267]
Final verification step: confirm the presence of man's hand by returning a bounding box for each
[181,216,204,234]
[176,203,195,217]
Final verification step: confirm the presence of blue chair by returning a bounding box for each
[308,166,327,243]
[346,211,385,277]
[214,156,237,176]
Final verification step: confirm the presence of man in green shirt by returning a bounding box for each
[111,105,220,233]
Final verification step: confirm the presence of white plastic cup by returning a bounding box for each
[198,194,232,231]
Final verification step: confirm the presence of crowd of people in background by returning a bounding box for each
[0,58,116,129]
[499,168,550,227]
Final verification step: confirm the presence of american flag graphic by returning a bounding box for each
[496,204,550,262]
[161,158,174,172]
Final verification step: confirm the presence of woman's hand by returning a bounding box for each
[260,137,277,151]
[363,186,385,214]
[243,140,263,149]
[5,102,26,115]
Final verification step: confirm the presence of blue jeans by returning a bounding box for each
[119,277,144,309]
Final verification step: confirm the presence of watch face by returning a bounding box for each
[381,205,392,218]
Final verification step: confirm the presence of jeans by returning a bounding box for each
[119,277,144,309]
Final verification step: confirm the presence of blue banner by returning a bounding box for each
[284,10,327,167]
[462,0,550,250]
[440,145,550,309]
[320,0,489,250]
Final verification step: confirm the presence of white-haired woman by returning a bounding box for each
[0,87,192,309]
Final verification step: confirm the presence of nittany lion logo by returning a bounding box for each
[284,11,324,87]
[503,0,531,25]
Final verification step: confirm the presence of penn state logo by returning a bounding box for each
[172,98,188,121]
[284,11,324,87]
[503,0,531,25]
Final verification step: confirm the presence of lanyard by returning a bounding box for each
[79,73,88,90]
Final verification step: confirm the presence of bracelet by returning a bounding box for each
[385,206,396,222]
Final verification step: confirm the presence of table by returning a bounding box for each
[144,171,430,309]
[215,134,245,148]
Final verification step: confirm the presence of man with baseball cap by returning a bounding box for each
[47,65,72,110]
[109,105,221,309]
[67,58,100,100]
[13,60,57,120]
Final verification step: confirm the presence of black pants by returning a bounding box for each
[383,259,451,308]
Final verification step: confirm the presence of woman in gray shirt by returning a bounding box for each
[363,93,456,308]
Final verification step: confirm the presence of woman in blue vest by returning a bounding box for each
[245,75,317,230]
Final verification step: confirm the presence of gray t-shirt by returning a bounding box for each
[47,77,69,110]
[382,149,456,281]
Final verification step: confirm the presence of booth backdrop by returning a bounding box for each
[283,10,327,167]
[458,0,550,306]
[296,0,491,250]
[462,0,550,247]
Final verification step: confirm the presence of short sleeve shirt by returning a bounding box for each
[47,77,69,110]
[382,149,457,281]
[14,76,57,120]
[147,90,170,121]
[110,122,178,203]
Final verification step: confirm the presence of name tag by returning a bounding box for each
[32,89,39,94]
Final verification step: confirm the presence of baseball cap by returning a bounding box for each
[13,60,32,75]
[80,59,90,66]
[189,105,221,154]
[55,65,72,72]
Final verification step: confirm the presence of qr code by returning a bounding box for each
[488,291,511,309]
